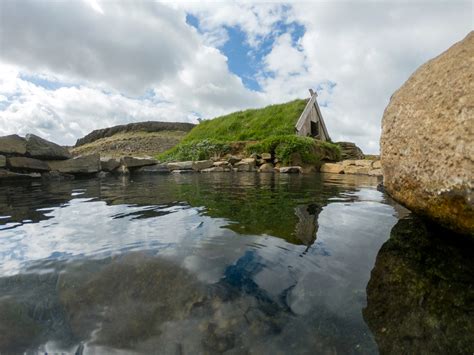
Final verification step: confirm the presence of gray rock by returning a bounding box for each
[192,160,214,171]
[258,163,274,173]
[227,156,241,165]
[7,156,50,172]
[235,162,255,172]
[25,133,71,160]
[0,155,5,167]
[0,134,27,155]
[100,158,120,172]
[48,154,100,174]
[136,163,169,173]
[167,161,193,171]
[279,166,302,174]
[96,171,110,179]
[121,156,157,169]
[0,168,41,179]
[261,153,272,161]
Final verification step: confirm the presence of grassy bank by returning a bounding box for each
[158,99,341,165]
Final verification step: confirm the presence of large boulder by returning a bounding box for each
[7,157,50,172]
[0,135,26,155]
[380,32,474,235]
[25,134,71,160]
[100,158,120,172]
[48,154,100,174]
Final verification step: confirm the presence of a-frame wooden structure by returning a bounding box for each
[295,89,330,141]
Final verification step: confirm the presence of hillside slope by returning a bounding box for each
[181,99,307,143]
[72,121,194,158]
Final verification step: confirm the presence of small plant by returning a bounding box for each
[158,139,230,162]
[247,135,342,165]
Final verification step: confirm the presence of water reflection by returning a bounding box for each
[0,173,427,354]
[363,216,474,354]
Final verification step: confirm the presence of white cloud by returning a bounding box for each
[0,0,472,152]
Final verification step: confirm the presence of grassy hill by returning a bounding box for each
[159,99,341,165]
[181,99,307,143]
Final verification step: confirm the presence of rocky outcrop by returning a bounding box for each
[48,154,101,174]
[25,134,71,160]
[336,142,364,160]
[320,159,382,176]
[363,217,474,354]
[380,32,474,234]
[75,121,195,147]
[100,158,120,172]
[0,135,27,156]
[7,157,50,172]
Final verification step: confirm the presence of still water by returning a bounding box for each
[0,173,472,354]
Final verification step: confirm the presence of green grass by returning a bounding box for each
[181,99,308,143]
[157,98,341,165]
[247,135,341,165]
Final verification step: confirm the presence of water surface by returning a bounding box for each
[0,173,472,354]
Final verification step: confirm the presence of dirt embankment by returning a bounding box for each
[72,121,195,158]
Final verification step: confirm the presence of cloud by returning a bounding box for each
[0,0,472,152]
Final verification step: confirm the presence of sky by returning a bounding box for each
[0,1,472,153]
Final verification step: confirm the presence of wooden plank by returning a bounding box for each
[296,92,318,131]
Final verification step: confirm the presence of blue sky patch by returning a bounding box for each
[186,13,306,92]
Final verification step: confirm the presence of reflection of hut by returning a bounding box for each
[294,204,322,247]
[295,89,330,141]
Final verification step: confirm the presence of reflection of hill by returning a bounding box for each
[363,217,474,354]
[0,173,351,245]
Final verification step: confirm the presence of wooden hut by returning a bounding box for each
[295,89,330,141]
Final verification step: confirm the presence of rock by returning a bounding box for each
[121,156,157,169]
[250,153,259,159]
[354,159,373,167]
[235,159,256,172]
[368,169,383,177]
[25,134,71,160]
[7,157,50,172]
[240,158,256,166]
[201,166,226,173]
[48,154,100,174]
[258,163,274,173]
[372,160,382,169]
[0,155,5,168]
[167,161,193,171]
[227,156,241,165]
[380,31,474,234]
[136,163,169,173]
[100,158,120,172]
[118,165,130,175]
[342,160,356,167]
[279,166,302,174]
[320,163,344,174]
[171,169,195,174]
[261,153,272,161]
[213,161,229,167]
[0,134,27,155]
[336,141,365,160]
[192,160,214,171]
[344,165,371,175]
[0,169,41,179]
